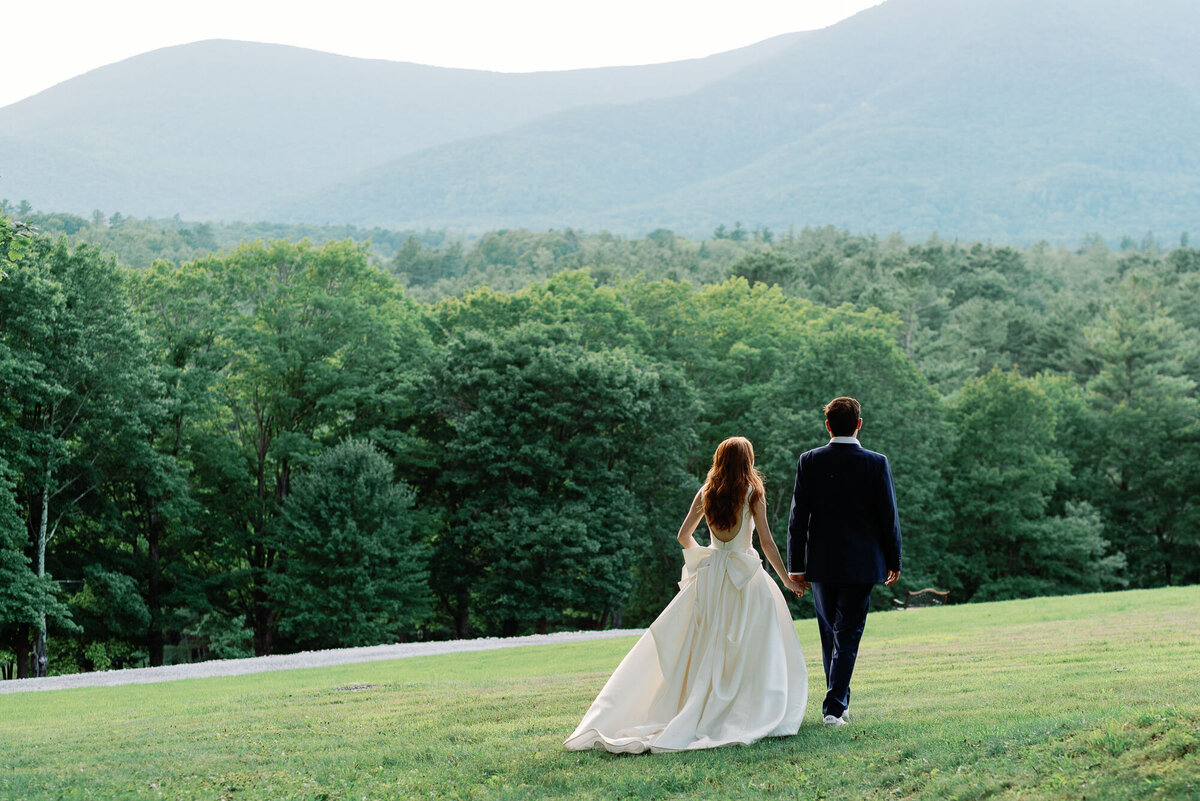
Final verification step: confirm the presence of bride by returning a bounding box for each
[565,436,808,753]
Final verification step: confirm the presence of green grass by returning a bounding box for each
[3,587,1199,800]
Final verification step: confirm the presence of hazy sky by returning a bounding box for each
[2,0,884,109]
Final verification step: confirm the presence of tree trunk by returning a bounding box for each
[252,596,274,656]
[32,621,46,678]
[35,446,52,678]
[146,496,165,667]
[250,543,275,656]
[454,587,470,639]
[277,458,291,505]
[15,623,31,679]
[249,405,275,656]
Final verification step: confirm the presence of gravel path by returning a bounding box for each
[0,628,645,695]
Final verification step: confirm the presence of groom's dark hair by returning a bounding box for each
[824,397,861,436]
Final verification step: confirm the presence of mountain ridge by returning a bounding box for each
[0,34,803,220]
[5,0,1200,241]
[262,0,1200,241]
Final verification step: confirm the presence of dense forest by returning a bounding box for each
[2,212,1197,679]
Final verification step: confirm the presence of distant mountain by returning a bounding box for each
[263,0,1200,241]
[0,35,801,220]
[6,0,1200,241]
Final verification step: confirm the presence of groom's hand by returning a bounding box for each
[787,573,809,595]
[884,570,900,586]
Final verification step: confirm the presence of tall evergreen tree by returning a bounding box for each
[268,439,430,649]
[1085,274,1200,586]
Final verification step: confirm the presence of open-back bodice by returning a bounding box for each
[708,497,754,553]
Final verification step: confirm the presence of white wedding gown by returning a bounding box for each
[565,498,807,753]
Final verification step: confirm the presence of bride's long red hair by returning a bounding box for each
[702,436,765,533]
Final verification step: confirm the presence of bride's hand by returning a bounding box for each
[781,575,805,597]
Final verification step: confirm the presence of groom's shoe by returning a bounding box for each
[822,714,848,727]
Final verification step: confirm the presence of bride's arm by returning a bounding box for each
[752,494,805,596]
[676,490,705,549]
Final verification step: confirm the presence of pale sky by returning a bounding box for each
[2,0,884,109]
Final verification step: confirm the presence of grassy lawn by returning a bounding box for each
[3,586,1198,800]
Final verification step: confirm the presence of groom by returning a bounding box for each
[786,397,901,727]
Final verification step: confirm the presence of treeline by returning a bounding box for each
[1,215,1198,679]
[3,203,446,269]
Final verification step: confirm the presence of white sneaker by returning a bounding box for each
[823,714,848,726]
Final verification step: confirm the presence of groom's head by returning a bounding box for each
[824,397,862,437]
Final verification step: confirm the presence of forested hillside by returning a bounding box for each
[270,0,1200,240]
[0,35,800,221]
[5,0,1200,240]
[2,212,1197,679]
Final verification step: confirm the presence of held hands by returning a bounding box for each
[784,572,809,598]
[781,571,898,591]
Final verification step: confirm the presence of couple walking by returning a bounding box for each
[565,397,902,753]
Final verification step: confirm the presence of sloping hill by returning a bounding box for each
[266,0,1200,240]
[0,35,801,219]
[4,586,1199,799]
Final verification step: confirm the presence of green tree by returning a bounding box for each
[0,237,148,675]
[208,239,427,654]
[1085,274,1200,586]
[390,236,466,287]
[199,242,420,652]
[67,565,152,671]
[0,214,35,280]
[268,439,430,649]
[860,258,951,358]
[427,324,694,636]
[0,464,66,677]
[126,259,234,666]
[947,369,1123,600]
[726,249,799,289]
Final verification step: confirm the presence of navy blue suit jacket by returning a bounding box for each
[786,441,902,584]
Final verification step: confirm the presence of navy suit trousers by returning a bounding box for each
[810,582,873,719]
